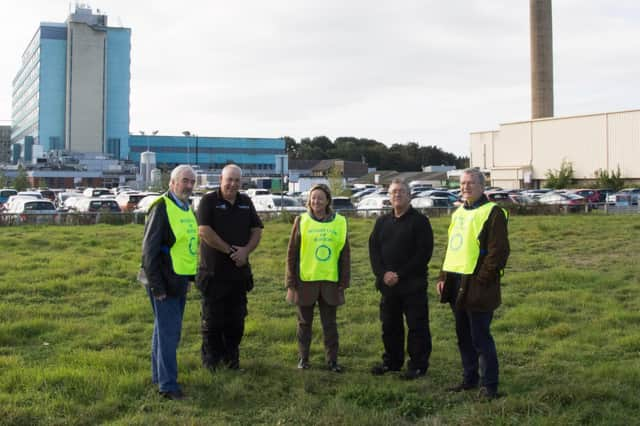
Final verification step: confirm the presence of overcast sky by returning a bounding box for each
[1,1,640,156]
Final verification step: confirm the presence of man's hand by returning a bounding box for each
[383,271,399,287]
[154,293,167,301]
[230,245,249,267]
[436,280,445,296]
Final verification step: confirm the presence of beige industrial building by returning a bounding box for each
[470,108,640,189]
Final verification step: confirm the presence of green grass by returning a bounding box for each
[1,215,639,425]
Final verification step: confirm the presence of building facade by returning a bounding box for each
[128,135,285,175]
[11,6,130,161]
[470,108,640,189]
[0,125,11,163]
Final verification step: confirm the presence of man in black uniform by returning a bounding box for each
[369,178,434,380]
[197,164,263,370]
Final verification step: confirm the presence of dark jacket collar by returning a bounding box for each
[463,194,490,210]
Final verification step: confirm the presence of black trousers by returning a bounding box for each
[201,280,248,369]
[379,290,432,371]
[296,298,339,363]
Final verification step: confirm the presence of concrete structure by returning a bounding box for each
[530,0,554,119]
[470,109,640,189]
[0,125,11,164]
[11,6,130,160]
[128,135,285,175]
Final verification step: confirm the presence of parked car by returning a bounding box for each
[56,191,82,209]
[538,192,588,212]
[6,199,58,224]
[116,191,158,212]
[567,189,600,208]
[75,197,121,213]
[414,190,459,205]
[0,189,18,208]
[410,197,439,209]
[331,196,355,211]
[486,191,515,205]
[596,188,615,204]
[82,187,112,198]
[3,194,42,212]
[246,188,270,198]
[62,196,84,212]
[351,187,378,203]
[521,189,553,199]
[411,193,454,208]
[608,188,640,206]
[252,195,306,213]
[356,196,391,217]
[133,195,162,214]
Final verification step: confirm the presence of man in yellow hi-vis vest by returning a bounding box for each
[437,168,509,401]
[142,165,198,400]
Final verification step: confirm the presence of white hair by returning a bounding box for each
[222,163,243,178]
[170,164,196,183]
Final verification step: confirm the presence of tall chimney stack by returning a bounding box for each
[530,0,554,119]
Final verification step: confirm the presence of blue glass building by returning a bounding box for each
[11,6,130,160]
[128,135,285,173]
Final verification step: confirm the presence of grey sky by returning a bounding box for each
[1,1,639,156]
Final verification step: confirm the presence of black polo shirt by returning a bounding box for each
[197,190,263,280]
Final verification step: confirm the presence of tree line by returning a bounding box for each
[284,136,469,172]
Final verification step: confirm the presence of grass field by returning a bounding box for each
[0,214,639,425]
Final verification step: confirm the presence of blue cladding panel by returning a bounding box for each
[40,25,67,40]
[128,136,285,168]
[106,28,131,159]
[38,37,67,151]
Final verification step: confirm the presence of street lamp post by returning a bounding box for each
[182,130,198,166]
[182,130,192,165]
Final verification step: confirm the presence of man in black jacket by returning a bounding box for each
[368,178,434,379]
[197,164,263,371]
[141,165,197,400]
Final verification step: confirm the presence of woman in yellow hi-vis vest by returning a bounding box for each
[285,184,350,372]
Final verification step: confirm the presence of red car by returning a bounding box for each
[568,189,600,207]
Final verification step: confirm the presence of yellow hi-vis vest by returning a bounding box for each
[299,212,347,282]
[157,195,199,275]
[442,202,505,274]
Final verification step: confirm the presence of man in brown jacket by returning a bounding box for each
[437,168,509,400]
